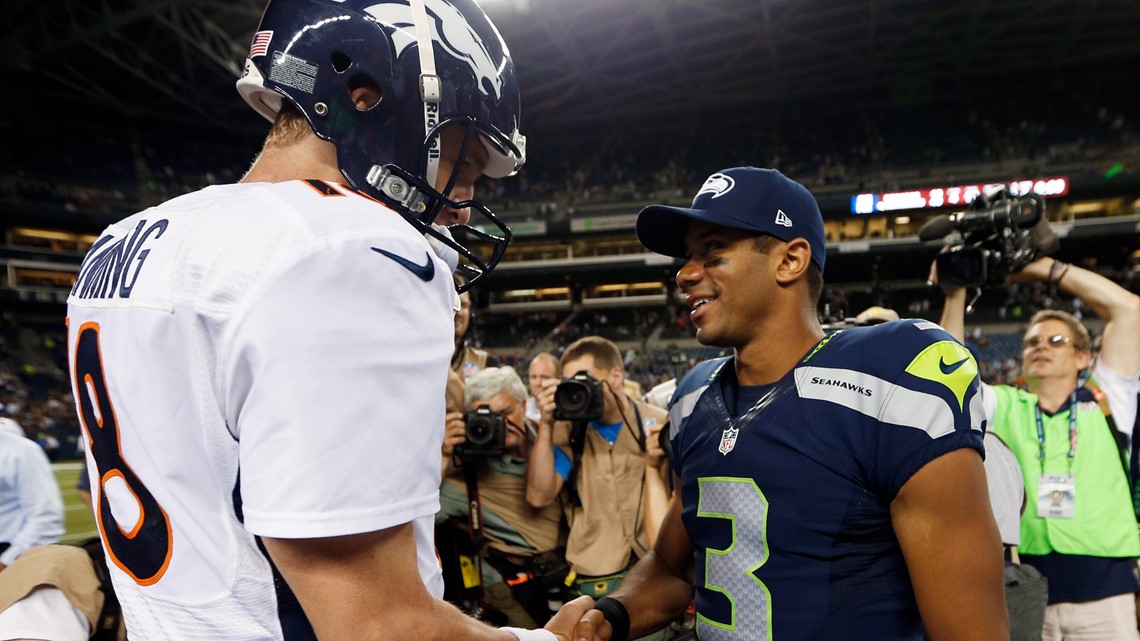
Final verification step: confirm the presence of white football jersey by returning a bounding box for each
[66,180,455,639]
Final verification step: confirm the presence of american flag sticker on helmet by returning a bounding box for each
[250,31,273,57]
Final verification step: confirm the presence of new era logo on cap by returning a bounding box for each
[635,166,826,271]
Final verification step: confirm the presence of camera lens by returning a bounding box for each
[556,381,588,413]
[467,416,494,445]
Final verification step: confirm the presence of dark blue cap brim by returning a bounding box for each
[637,203,762,258]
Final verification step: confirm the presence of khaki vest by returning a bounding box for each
[555,398,668,576]
[452,344,491,379]
[442,454,565,559]
[0,545,106,634]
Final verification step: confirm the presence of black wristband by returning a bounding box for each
[1049,259,1069,284]
[594,596,631,641]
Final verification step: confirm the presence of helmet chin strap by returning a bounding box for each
[426,224,460,273]
[410,0,442,191]
[409,0,453,275]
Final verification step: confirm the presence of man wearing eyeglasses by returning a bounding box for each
[937,256,1140,641]
[439,366,569,628]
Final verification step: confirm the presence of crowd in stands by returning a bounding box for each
[465,260,1138,393]
[2,96,1136,228]
[0,123,252,222]
[2,91,1137,467]
[5,254,1134,455]
[0,313,79,461]
[481,98,1138,220]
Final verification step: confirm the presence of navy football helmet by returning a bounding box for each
[236,0,525,292]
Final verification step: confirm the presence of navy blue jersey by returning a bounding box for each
[668,319,985,641]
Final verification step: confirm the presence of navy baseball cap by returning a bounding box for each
[636,167,826,272]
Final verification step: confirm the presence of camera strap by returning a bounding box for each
[1079,378,1133,506]
[616,393,646,453]
[631,397,646,452]
[567,421,587,508]
[462,459,489,607]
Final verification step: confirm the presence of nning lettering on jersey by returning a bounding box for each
[72,219,168,300]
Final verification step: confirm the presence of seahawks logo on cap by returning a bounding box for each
[696,173,735,199]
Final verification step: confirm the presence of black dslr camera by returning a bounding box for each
[456,406,506,458]
[919,188,1059,289]
[554,372,605,421]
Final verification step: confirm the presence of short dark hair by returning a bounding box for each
[561,336,623,372]
[752,235,824,305]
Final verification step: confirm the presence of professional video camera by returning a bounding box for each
[456,406,506,458]
[554,372,605,421]
[918,188,1059,289]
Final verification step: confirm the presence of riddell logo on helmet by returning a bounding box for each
[696,173,735,199]
[366,0,505,100]
[426,102,440,160]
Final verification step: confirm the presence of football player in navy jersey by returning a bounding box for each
[571,167,1009,641]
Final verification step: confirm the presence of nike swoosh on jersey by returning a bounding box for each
[905,340,977,411]
[939,356,970,375]
[371,247,435,282]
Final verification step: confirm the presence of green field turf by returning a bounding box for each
[53,461,99,544]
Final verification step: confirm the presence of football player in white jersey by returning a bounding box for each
[65,1,591,639]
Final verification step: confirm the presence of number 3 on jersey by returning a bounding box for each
[696,477,773,641]
[73,321,172,585]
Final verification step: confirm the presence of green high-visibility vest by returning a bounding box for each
[990,384,1140,557]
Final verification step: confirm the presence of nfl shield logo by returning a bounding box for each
[718,426,738,455]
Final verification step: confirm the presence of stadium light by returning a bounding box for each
[481,0,530,10]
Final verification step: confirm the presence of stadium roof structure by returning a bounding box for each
[4,0,1139,145]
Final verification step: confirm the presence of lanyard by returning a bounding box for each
[1035,388,1079,473]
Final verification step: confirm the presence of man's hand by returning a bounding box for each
[645,422,667,470]
[927,247,962,293]
[441,410,467,474]
[545,595,596,641]
[442,411,466,459]
[571,606,612,641]
[536,378,559,428]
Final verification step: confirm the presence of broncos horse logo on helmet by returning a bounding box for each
[369,0,505,101]
[236,0,525,292]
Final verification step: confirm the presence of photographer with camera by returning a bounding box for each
[438,366,570,628]
[935,251,1140,640]
[526,337,670,616]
